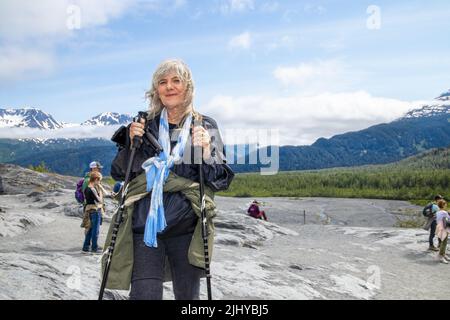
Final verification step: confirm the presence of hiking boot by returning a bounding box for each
[439,256,449,264]
[429,245,440,252]
[91,248,102,255]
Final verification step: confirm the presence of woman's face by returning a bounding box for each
[157,72,187,110]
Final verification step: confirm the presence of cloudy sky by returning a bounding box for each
[0,0,449,145]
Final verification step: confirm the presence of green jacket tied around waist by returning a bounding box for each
[100,171,216,291]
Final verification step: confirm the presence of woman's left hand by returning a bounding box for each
[192,125,212,160]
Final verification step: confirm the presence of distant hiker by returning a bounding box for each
[247,200,268,221]
[112,181,123,198]
[435,200,449,264]
[81,171,105,254]
[423,195,444,251]
[0,176,4,195]
[105,59,234,300]
[82,161,104,192]
[75,161,104,205]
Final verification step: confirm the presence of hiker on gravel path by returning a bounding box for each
[423,195,444,252]
[81,171,105,254]
[436,199,450,264]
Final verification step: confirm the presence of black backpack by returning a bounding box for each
[445,216,450,228]
[422,203,434,218]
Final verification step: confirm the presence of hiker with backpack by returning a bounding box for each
[103,59,234,300]
[423,195,444,251]
[435,199,450,264]
[81,171,105,254]
[75,161,104,205]
[247,200,268,221]
[83,161,104,193]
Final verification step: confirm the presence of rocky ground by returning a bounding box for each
[0,163,447,300]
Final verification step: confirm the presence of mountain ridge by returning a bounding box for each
[0,109,133,130]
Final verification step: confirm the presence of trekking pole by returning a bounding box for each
[98,112,149,300]
[193,115,213,300]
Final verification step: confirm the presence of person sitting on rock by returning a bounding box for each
[247,200,268,221]
[81,171,104,254]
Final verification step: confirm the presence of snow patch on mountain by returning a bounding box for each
[436,89,450,102]
[60,122,81,128]
[402,103,450,119]
[401,90,450,119]
[81,112,133,126]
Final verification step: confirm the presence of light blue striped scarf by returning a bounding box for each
[141,109,193,247]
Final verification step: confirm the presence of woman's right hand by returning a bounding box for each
[129,119,146,146]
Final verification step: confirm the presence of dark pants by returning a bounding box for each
[83,211,101,251]
[130,233,203,300]
[430,220,437,246]
[429,220,442,247]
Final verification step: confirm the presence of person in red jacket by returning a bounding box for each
[247,200,268,221]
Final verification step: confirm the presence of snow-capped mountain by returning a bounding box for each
[0,109,133,130]
[81,112,133,126]
[0,108,63,130]
[402,90,450,119]
[436,89,450,101]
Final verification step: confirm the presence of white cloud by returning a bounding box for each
[174,0,187,9]
[231,0,254,11]
[132,0,188,15]
[0,0,136,40]
[0,47,55,81]
[229,31,252,50]
[274,60,344,88]
[219,0,255,14]
[0,0,147,82]
[260,2,279,13]
[267,35,297,51]
[203,91,421,146]
[303,4,326,15]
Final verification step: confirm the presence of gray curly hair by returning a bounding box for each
[145,59,198,122]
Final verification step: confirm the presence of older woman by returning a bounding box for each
[107,59,234,300]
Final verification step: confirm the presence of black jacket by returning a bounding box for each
[110,113,234,237]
